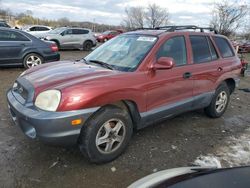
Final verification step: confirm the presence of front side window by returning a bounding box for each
[85,35,157,71]
[63,29,73,35]
[213,36,234,58]
[0,30,29,41]
[190,36,212,64]
[156,36,187,66]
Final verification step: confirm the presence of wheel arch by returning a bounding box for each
[50,39,60,47]
[224,78,236,94]
[95,100,141,130]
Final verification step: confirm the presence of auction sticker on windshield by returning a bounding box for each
[137,36,157,42]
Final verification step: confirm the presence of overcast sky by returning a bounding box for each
[1,0,249,26]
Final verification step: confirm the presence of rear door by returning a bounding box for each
[72,29,89,48]
[188,34,223,108]
[0,30,31,65]
[145,34,194,121]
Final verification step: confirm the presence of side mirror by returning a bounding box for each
[60,32,65,36]
[153,57,175,70]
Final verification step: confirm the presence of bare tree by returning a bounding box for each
[122,4,169,29]
[122,7,145,30]
[145,3,169,28]
[210,1,249,36]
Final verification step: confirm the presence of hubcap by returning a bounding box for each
[215,91,228,113]
[96,119,126,154]
[26,55,42,67]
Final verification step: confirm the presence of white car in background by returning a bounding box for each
[21,25,52,38]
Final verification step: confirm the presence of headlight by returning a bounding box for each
[35,90,61,111]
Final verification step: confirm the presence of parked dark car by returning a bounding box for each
[0,28,60,68]
[129,166,250,188]
[0,21,11,28]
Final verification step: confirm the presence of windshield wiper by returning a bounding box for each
[75,58,89,64]
[88,60,114,70]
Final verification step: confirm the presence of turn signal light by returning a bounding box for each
[71,119,82,126]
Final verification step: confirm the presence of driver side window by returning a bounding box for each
[156,36,187,66]
[63,29,73,35]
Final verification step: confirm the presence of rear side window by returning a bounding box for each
[213,36,234,58]
[73,29,89,34]
[190,36,213,64]
[156,36,187,66]
[38,27,50,31]
[0,30,29,41]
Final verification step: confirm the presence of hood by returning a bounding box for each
[22,61,119,92]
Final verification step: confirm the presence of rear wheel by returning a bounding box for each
[83,41,93,51]
[78,105,133,163]
[23,53,43,68]
[205,82,230,118]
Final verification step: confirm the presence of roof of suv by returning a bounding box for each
[126,25,219,37]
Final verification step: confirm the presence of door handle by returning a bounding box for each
[183,72,192,79]
[217,67,223,72]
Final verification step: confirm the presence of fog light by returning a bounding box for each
[26,127,36,139]
[71,119,82,126]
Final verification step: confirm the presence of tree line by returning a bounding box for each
[0,0,249,37]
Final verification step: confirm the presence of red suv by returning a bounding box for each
[7,26,241,163]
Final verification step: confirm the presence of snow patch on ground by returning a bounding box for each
[194,128,250,168]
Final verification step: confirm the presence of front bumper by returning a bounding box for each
[7,90,99,146]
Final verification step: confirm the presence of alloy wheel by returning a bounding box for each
[95,118,126,154]
[215,91,228,113]
[26,55,42,67]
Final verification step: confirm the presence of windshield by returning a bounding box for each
[85,35,157,71]
[49,27,66,34]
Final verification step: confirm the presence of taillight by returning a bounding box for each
[50,43,58,52]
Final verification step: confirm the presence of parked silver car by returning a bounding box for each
[44,27,97,50]
[21,25,52,38]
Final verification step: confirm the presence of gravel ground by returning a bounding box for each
[0,50,250,188]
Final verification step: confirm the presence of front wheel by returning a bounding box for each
[78,105,133,163]
[205,82,230,118]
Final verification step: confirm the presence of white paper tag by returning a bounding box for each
[137,36,157,42]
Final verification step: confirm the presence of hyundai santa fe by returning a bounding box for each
[7,26,241,163]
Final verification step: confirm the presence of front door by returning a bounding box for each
[144,35,194,123]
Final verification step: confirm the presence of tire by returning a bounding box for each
[23,53,44,69]
[78,105,133,163]
[83,41,93,51]
[205,82,230,118]
[104,38,108,42]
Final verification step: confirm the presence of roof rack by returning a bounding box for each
[136,25,218,34]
